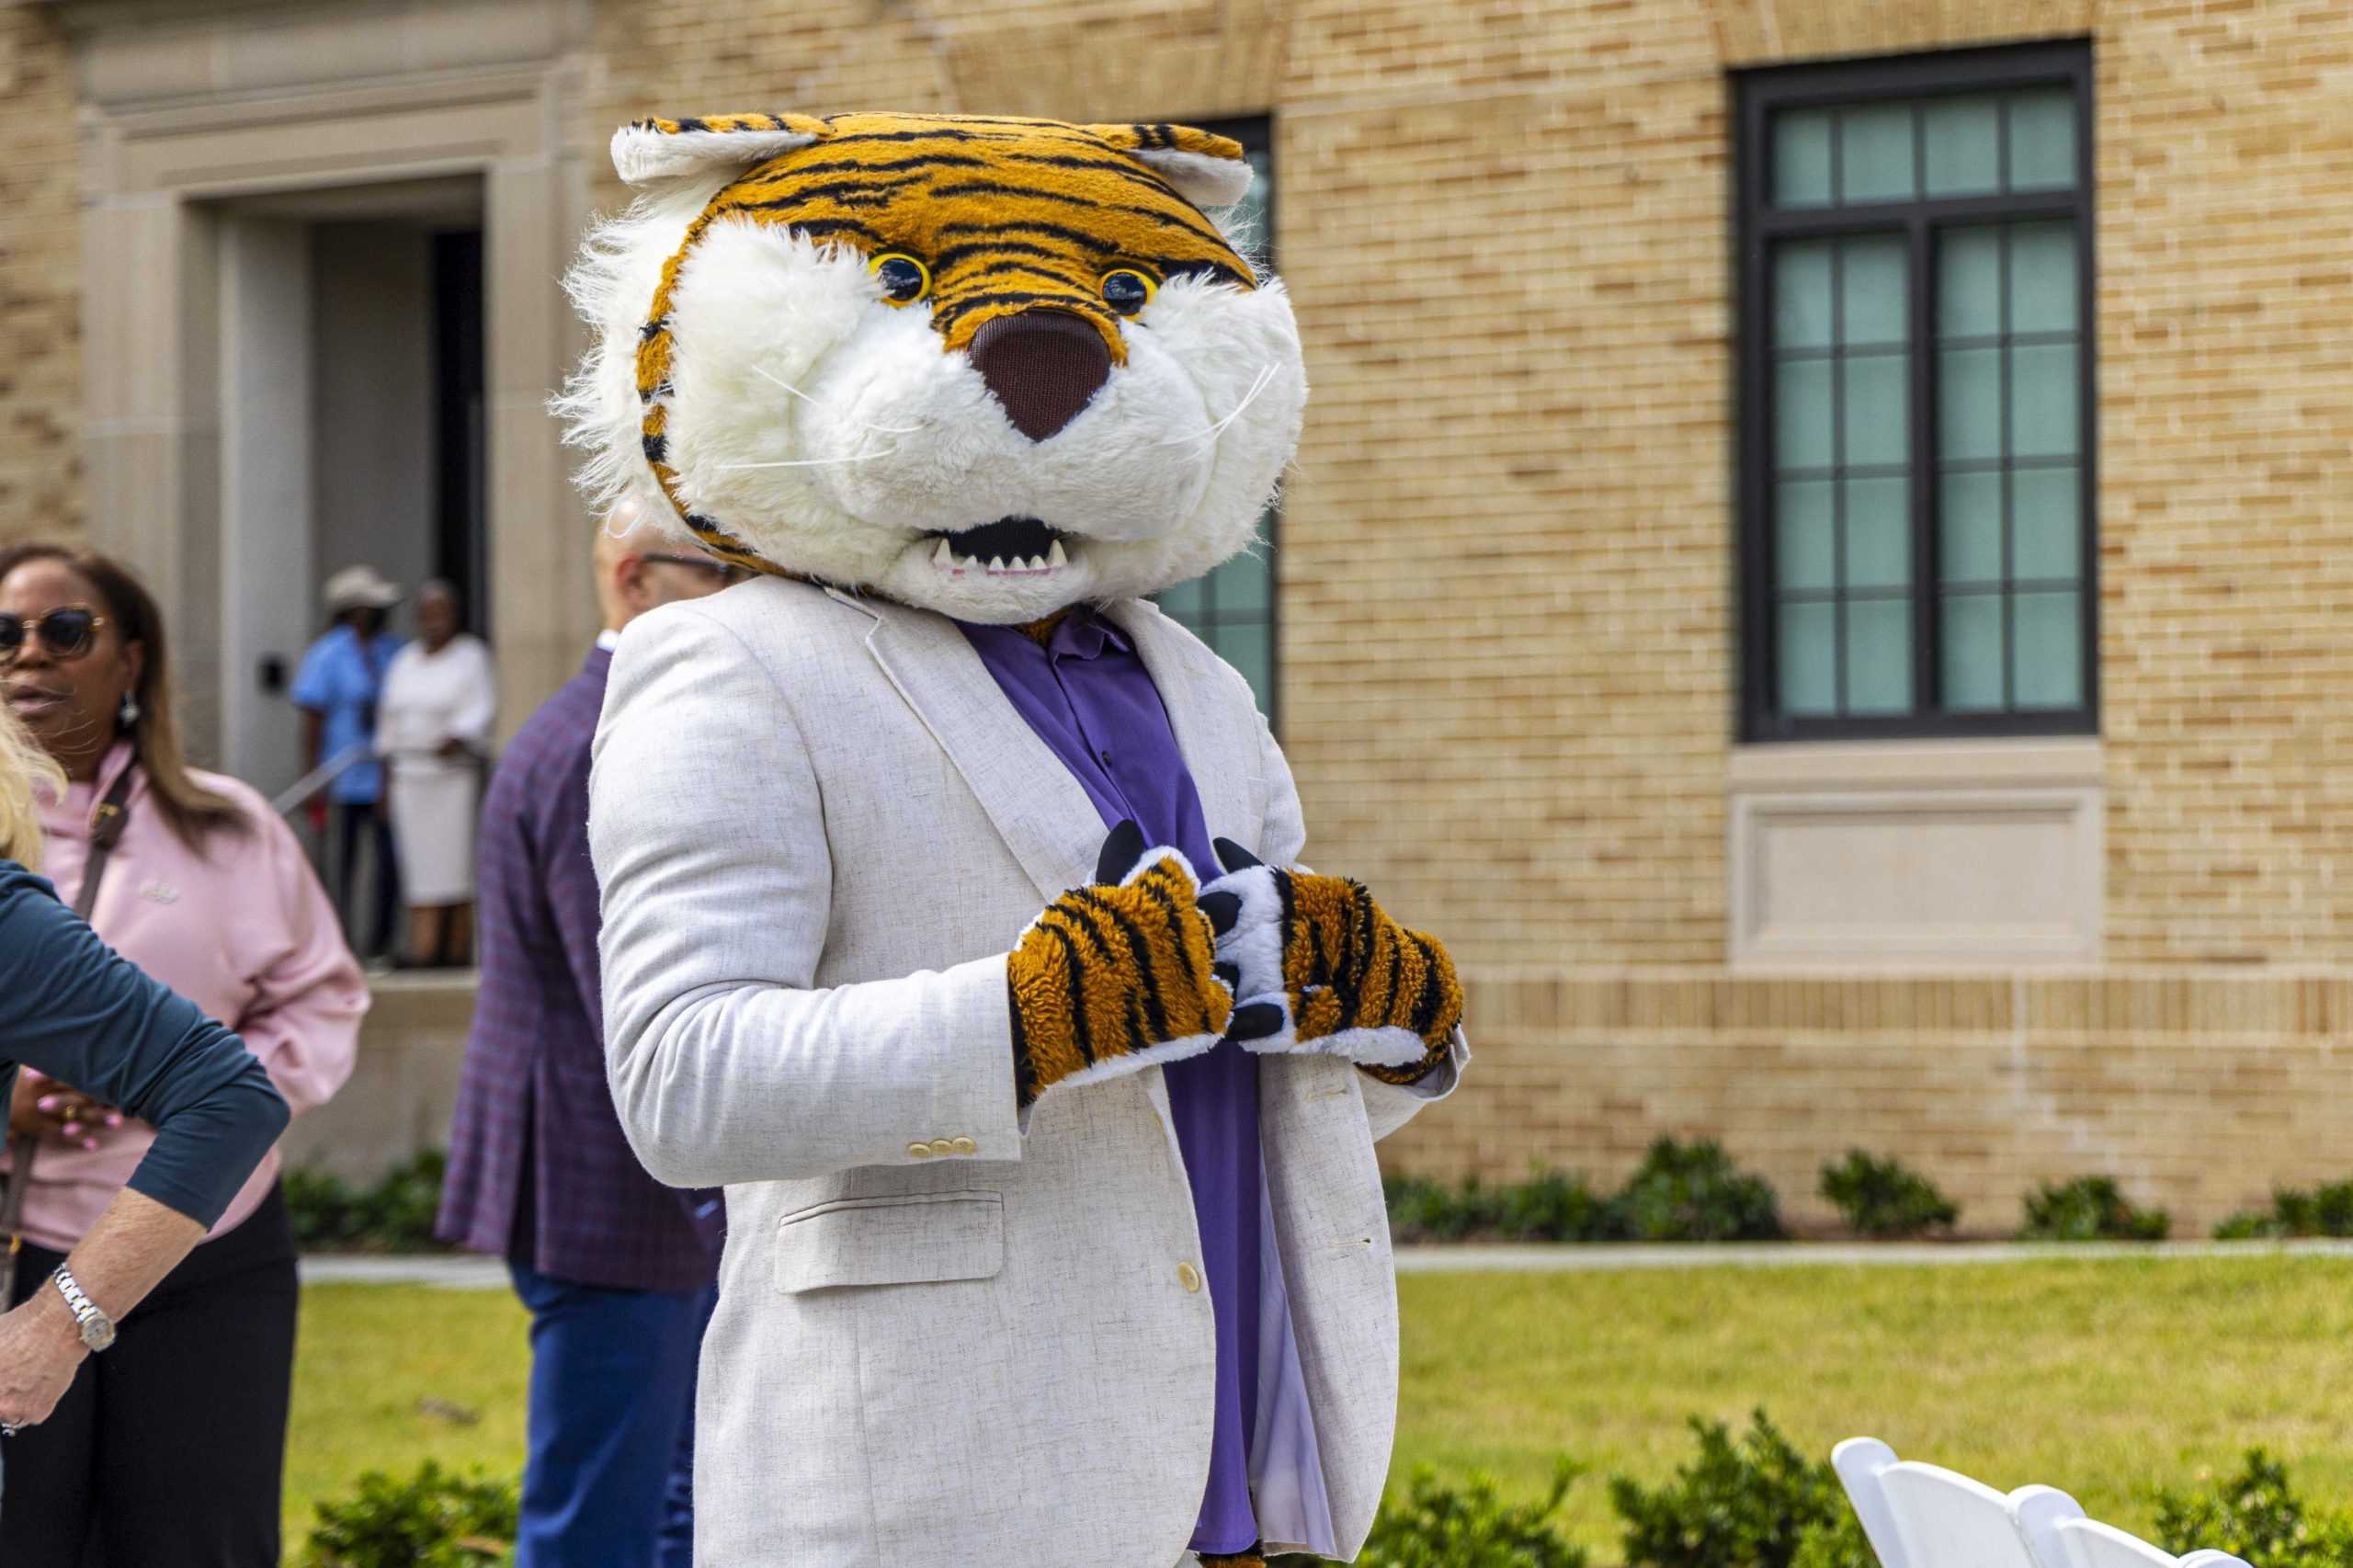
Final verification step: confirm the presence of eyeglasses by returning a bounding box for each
[0,607,107,664]
[642,552,749,585]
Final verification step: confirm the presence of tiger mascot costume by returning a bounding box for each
[571,112,1467,1567]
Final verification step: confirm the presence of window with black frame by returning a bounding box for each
[1154,115,1278,723]
[1737,44,2096,741]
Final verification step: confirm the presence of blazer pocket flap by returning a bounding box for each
[773,1192,1004,1294]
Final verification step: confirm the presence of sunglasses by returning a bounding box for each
[642,552,750,585]
[0,606,108,664]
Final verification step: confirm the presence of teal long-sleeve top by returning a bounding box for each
[0,861,289,1233]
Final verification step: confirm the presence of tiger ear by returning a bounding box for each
[1084,123,1255,207]
[610,113,834,189]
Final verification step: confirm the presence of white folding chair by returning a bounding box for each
[1834,1438,2079,1568]
[2052,1516,2251,1568]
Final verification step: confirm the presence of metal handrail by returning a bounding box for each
[270,743,376,819]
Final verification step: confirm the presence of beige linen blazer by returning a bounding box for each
[591,577,1464,1567]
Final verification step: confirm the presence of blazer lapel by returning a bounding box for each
[1104,598,1257,858]
[836,588,1103,903]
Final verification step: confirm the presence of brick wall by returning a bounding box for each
[0,6,83,545]
[1383,968,2353,1235]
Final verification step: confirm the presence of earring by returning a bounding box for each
[118,693,141,729]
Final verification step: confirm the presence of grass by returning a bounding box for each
[285,1256,2353,1561]
[285,1284,529,1559]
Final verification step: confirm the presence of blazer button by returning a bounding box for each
[907,1142,934,1159]
[949,1136,978,1156]
[1176,1261,1203,1293]
[927,1138,956,1158]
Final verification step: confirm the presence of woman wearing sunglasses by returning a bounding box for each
[0,699,290,1505]
[0,544,364,1565]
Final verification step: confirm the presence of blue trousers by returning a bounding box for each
[508,1262,715,1568]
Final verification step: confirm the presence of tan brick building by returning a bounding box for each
[4,0,2347,1233]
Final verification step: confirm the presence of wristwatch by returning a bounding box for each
[50,1265,115,1353]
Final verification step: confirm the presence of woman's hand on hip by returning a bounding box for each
[0,1290,88,1431]
[7,1072,117,1150]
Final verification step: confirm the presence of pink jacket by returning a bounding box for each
[6,742,365,1252]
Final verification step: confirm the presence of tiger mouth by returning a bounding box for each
[925,517,1072,577]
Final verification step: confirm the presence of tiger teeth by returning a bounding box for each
[1025,554,1047,572]
[933,538,953,567]
[1048,540,1067,568]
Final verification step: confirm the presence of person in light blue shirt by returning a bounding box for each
[290,565,404,959]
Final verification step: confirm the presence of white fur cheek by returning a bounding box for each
[664,224,911,584]
[1079,280,1307,602]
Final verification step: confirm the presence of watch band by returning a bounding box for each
[50,1264,115,1353]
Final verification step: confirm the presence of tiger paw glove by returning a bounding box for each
[1203,838,1463,1085]
[1007,820,1241,1108]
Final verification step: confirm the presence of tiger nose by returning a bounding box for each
[968,310,1113,441]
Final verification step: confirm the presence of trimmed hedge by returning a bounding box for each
[2213,1180,2353,1240]
[1386,1139,1783,1245]
[2018,1175,2171,1242]
[1818,1150,1960,1239]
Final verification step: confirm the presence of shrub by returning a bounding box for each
[1612,1410,1848,1568]
[2213,1180,2353,1241]
[2018,1176,2170,1242]
[1790,1515,1878,1568]
[287,1150,449,1253]
[1615,1139,1785,1243]
[1358,1459,1589,1568]
[301,1461,517,1566]
[1384,1172,1498,1243]
[1495,1169,1626,1244]
[2152,1449,2353,1567]
[1818,1150,1960,1238]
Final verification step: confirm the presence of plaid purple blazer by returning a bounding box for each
[437,644,720,1291]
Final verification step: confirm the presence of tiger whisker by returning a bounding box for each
[1156,363,1279,449]
[715,448,900,471]
[751,364,922,436]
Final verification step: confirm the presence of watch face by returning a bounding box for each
[80,1316,115,1352]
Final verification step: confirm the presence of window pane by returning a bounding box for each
[1843,476,1910,589]
[1774,108,1835,207]
[1158,574,1203,618]
[1776,480,1836,592]
[1842,353,1909,466]
[1775,358,1835,470]
[2011,344,2078,458]
[1938,226,2003,340]
[2007,87,2076,190]
[1773,241,1835,349]
[2013,466,2081,582]
[1939,469,2004,585]
[1923,94,2000,196]
[2010,221,2077,334]
[1845,599,1913,713]
[1216,622,1275,713]
[1941,592,2006,709]
[1778,601,1836,715]
[1840,234,1908,347]
[1209,549,1271,613]
[1938,347,2002,461]
[1839,103,1916,203]
[2013,590,2083,708]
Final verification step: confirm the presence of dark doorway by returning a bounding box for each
[431,230,488,637]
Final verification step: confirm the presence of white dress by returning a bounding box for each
[375,633,495,905]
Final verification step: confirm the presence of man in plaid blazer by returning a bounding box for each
[437,511,742,1568]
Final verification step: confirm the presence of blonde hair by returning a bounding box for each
[0,699,64,871]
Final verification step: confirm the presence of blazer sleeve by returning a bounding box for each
[0,871,290,1228]
[590,606,1023,1188]
[1252,709,1467,1143]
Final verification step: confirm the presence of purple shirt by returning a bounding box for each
[961,610,1267,1554]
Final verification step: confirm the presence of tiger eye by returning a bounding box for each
[870,254,931,306]
[1099,268,1155,317]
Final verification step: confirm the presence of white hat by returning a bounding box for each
[323,565,402,612]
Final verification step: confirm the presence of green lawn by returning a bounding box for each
[287,1256,2353,1561]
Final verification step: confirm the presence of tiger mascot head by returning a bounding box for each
[559,112,1306,624]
